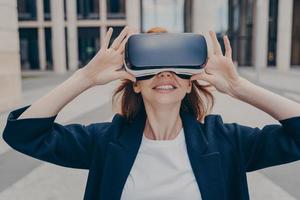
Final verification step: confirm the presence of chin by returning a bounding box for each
[150,95,184,105]
[142,90,185,106]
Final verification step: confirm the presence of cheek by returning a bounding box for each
[178,81,192,93]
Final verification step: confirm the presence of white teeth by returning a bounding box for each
[154,85,175,90]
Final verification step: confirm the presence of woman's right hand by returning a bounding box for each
[79,26,136,87]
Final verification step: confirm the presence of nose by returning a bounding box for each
[157,71,173,78]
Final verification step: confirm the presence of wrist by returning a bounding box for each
[73,68,95,90]
[228,77,251,99]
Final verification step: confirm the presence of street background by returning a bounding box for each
[0,67,300,199]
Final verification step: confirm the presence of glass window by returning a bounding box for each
[107,0,126,19]
[141,0,185,33]
[17,0,37,21]
[267,0,278,66]
[45,28,53,70]
[19,28,40,70]
[228,0,253,66]
[78,27,100,67]
[43,0,51,21]
[65,27,69,69]
[44,0,66,21]
[291,0,300,66]
[64,0,67,21]
[184,0,192,32]
[77,0,100,20]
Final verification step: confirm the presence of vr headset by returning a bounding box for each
[124,33,207,80]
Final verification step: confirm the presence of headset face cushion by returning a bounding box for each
[124,33,207,79]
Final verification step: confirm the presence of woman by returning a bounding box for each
[2,26,300,200]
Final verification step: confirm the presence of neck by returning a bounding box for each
[143,102,183,140]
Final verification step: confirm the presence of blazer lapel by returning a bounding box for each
[99,110,147,200]
[180,111,226,200]
[100,110,226,200]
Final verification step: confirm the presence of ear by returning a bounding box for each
[133,81,141,93]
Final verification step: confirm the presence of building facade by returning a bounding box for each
[0,0,299,111]
[15,0,300,73]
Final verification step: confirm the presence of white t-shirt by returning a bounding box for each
[120,128,202,200]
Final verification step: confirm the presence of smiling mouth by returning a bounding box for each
[152,85,177,92]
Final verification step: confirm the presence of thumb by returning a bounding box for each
[115,71,136,82]
[191,71,214,83]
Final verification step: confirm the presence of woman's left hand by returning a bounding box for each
[190,31,242,97]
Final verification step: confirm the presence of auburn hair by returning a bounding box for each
[112,27,215,122]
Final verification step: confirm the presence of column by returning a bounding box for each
[192,0,221,61]
[126,0,141,32]
[100,0,107,44]
[192,0,216,34]
[66,0,79,71]
[51,0,67,73]
[37,0,46,70]
[276,0,293,71]
[0,0,22,111]
[253,0,269,71]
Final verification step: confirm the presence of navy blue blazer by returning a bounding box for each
[2,105,300,200]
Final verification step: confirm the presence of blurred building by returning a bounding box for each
[0,0,299,110]
[0,0,22,111]
[14,0,300,73]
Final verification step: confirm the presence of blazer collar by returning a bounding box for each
[117,109,208,154]
[99,110,225,200]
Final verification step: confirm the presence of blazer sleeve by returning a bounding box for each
[218,115,300,172]
[2,105,110,169]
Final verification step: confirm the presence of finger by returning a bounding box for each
[118,28,136,54]
[115,71,136,82]
[101,27,113,49]
[209,30,222,56]
[207,45,213,59]
[190,71,214,84]
[118,32,134,54]
[110,26,129,50]
[224,35,232,59]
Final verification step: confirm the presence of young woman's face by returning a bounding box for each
[133,71,192,106]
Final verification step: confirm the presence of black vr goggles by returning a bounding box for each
[124,33,208,80]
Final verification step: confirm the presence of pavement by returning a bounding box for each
[0,67,300,199]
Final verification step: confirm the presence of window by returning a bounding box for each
[291,0,300,66]
[19,28,40,70]
[77,0,100,20]
[141,0,185,33]
[78,27,100,67]
[228,0,254,66]
[45,28,53,70]
[107,0,126,19]
[43,0,51,21]
[267,0,278,66]
[17,0,37,21]
[44,0,66,21]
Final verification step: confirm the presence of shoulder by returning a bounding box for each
[199,113,240,142]
[87,113,126,140]
[201,113,242,131]
[201,113,229,129]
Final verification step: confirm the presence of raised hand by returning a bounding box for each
[80,26,137,87]
[190,31,241,96]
